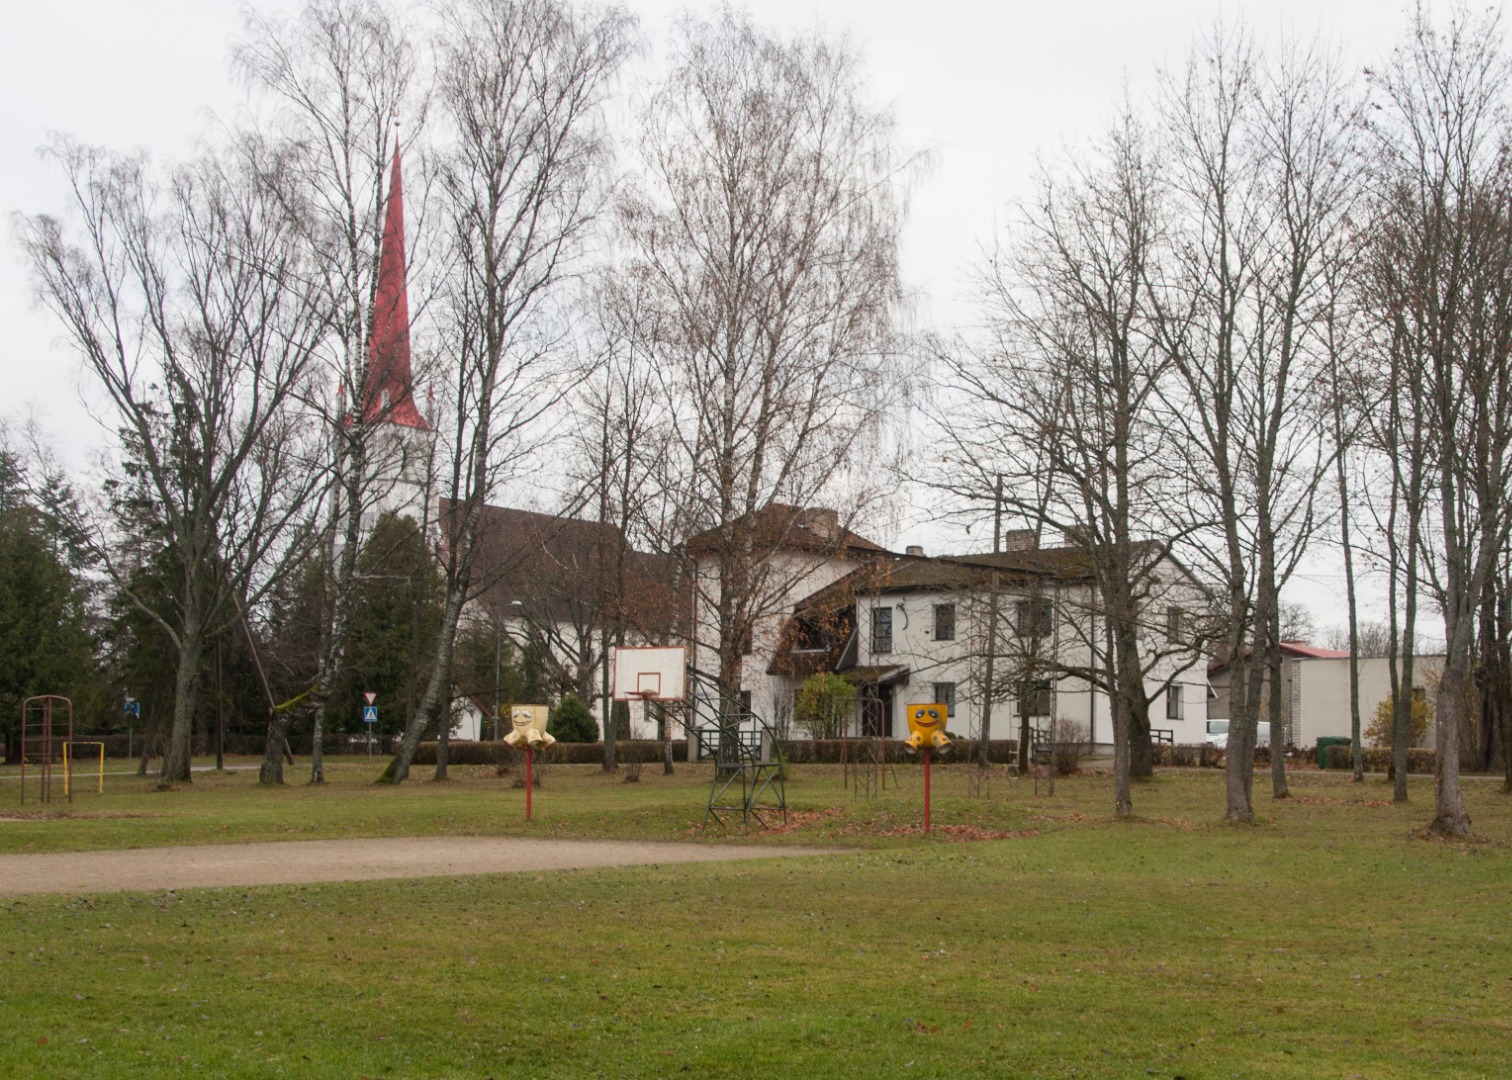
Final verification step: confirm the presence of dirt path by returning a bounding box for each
[0,837,840,896]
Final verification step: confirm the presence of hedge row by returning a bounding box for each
[413,738,1031,768]
[772,737,1023,765]
[1323,744,1435,773]
[408,739,688,767]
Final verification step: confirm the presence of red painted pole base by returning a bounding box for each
[924,748,932,834]
[525,747,533,821]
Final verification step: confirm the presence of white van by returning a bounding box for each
[1205,720,1270,749]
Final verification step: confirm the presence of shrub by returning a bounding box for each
[1049,718,1088,776]
[1365,691,1432,747]
[795,673,857,739]
[547,694,598,743]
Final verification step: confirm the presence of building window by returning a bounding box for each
[1166,689,1182,720]
[933,682,956,718]
[1015,596,1054,638]
[740,624,753,656]
[1017,679,1052,717]
[871,606,893,654]
[739,690,752,715]
[1166,606,1183,645]
[934,603,956,641]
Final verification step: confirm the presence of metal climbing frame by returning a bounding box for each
[684,669,787,831]
[19,695,74,805]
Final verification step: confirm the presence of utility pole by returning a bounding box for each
[979,474,1003,767]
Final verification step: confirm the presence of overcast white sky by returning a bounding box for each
[0,0,1473,634]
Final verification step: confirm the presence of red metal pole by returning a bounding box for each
[525,746,533,821]
[923,747,932,834]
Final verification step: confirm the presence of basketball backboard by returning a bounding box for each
[611,646,687,702]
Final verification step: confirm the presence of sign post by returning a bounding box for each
[362,693,378,759]
[124,698,139,761]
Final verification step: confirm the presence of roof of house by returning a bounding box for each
[1207,640,1354,674]
[1278,641,1353,660]
[681,503,884,559]
[789,545,1102,621]
[454,503,685,636]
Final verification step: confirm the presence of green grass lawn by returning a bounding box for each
[3,761,1511,1077]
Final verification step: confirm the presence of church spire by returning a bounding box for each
[363,136,427,429]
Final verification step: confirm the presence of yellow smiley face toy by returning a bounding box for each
[503,704,556,752]
[904,703,952,755]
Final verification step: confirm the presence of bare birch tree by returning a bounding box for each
[235,0,422,784]
[611,8,913,696]
[1363,6,1512,836]
[1154,25,1352,821]
[19,138,328,787]
[385,0,633,784]
[941,102,1191,816]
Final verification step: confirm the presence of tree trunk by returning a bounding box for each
[601,627,616,773]
[1112,696,1132,819]
[1430,662,1473,836]
[308,496,362,786]
[390,582,466,783]
[159,615,203,789]
[258,709,294,784]
[1127,696,1154,780]
[1269,650,1289,800]
[1224,655,1260,824]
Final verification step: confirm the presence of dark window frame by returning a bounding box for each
[1015,595,1054,638]
[1017,678,1052,717]
[934,603,956,641]
[870,605,893,654]
[1165,606,1183,645]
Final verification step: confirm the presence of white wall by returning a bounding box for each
[1293,656,1444,746]
[692,546,873,721]
[849,568,1207,751]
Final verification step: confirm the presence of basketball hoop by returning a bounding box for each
[610,646,687,703]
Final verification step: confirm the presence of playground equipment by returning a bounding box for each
[63,741,105,797]
[612,647,787,830]
[903,702,952,834]
[18,695,74,804]
[841,736,896,800]
[504,704,553,820]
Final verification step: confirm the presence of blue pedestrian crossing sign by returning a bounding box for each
[363,705,379,723]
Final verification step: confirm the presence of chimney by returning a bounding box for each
[801,507,839,539]
[905,545,924,557]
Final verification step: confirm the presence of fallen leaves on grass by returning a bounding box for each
[1293,797,1394,809]
[0,811,159,822]
[1148,817,1205,831]
[760,808,844,834]
[1030,811,1093,823]
[877,824,1039,842]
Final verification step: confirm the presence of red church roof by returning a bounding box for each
[362,139,427,430]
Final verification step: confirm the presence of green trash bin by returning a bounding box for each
[1317,736,1352,769]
